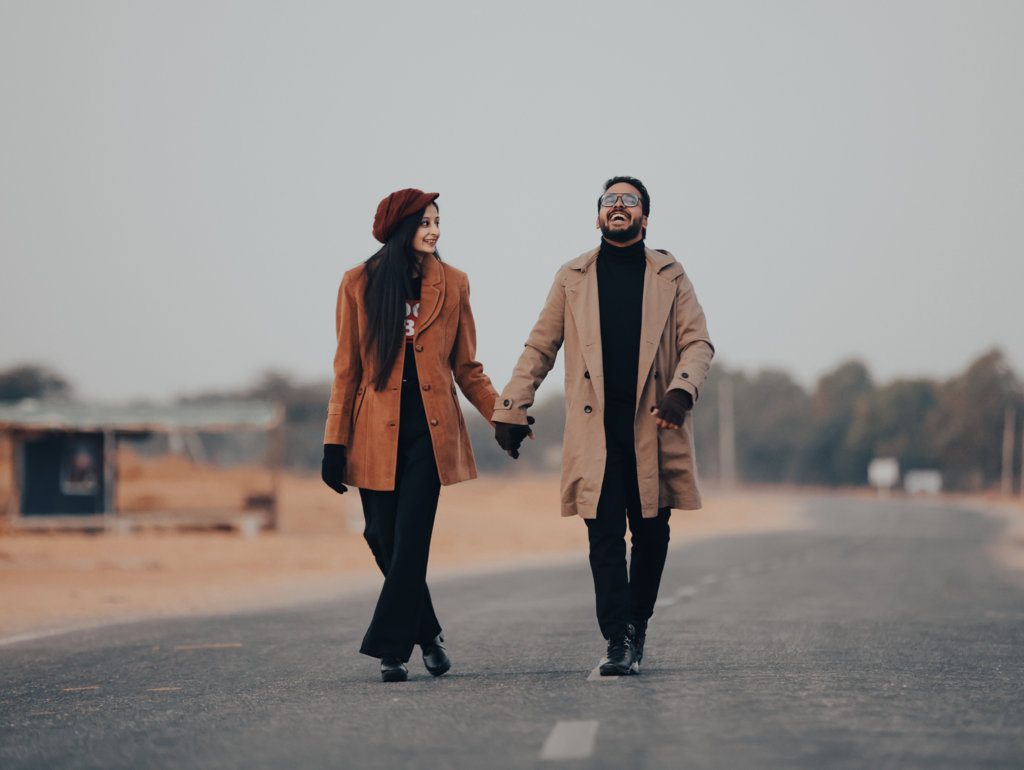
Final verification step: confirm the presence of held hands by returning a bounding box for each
[652,389,693,429]
[493,416,536,459]
[321,444,348,494]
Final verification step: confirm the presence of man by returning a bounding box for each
[492,176,714,675]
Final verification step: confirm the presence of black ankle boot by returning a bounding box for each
[598,624,636,676]
[380,657,408,682]
[421,634,451,677]
[631,622,646,673]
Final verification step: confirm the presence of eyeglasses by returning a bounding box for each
[600,192,641,208]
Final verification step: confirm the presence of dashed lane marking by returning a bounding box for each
[655,583,699,609]
[173,643,243,650]
[61,686,99,692]
[540,720,599,761]
[0,622,113,648]
[586,665,620,682]
[147,687,182,692]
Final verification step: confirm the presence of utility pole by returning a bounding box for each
[718,377,737,490]
[1002,406,1016,497]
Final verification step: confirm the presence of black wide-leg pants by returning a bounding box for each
[585,441,671,640]
[357,402,442,662]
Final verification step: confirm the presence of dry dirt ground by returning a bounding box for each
[0,448,810,641]
[1,449,1021,642]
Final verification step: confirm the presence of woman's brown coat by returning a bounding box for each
[491,247,714,519]
[324,255,498,491]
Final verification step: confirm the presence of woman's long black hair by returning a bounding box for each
[362,204,439,391]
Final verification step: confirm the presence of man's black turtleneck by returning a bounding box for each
[596,238,646,446]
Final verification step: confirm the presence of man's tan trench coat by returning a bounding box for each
[492,247,714,519]
[324,255,498,490]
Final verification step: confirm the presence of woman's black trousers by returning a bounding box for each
[357,394,442,661]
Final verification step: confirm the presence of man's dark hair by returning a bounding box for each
[599,176,651,217]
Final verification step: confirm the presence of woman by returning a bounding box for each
[321,188,499,682]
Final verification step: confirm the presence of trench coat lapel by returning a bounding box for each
[565,249,605,411]
[415,255,445,337]
[635,248,677,408]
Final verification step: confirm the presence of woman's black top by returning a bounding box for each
[400,277,424,421]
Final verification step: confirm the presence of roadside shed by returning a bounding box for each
[0,400,283,532]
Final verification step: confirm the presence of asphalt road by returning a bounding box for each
[2,496,1024,769]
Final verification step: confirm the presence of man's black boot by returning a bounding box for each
[599,624,636,676]
[380,657,408,682]
[421,634,451,677]
[631,622,647,674]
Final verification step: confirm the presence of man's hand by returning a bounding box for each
[321,444,348,494]
[494,416,536,459]
[652,389,693,429]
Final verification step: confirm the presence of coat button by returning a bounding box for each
[584,371,590,379]
[584,405,592,413]
[388,422,396,428]
[653,371,659,379]
[415,344,423,352]
[430,418,438,426]
[422,384,431,391]
[681,372,689,379]
[503,399,510,407]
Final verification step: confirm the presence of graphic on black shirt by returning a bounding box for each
[405,300,420,339]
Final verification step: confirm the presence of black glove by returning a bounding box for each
[653,389,693,428]
[494,416,535,459]
[321,444,348,494]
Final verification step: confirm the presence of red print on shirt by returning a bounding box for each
[405,300,420,339]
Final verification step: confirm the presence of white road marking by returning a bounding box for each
[173,642,243,650]
[0,621,111,648]
[586,665,620,681]
[540,720,599,761]
[655,583,700,608]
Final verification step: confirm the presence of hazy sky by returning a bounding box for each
[2,1,1022,401]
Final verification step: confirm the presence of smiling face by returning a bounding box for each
[411,203,440,256]
[597,182,647,245]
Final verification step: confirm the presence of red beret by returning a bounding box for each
[372,188,439,244]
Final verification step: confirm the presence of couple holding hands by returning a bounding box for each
[321,177,714,682]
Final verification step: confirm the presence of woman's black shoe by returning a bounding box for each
[380,657,408,682]
[421,634,451,677]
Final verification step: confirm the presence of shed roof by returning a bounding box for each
[0,400,282,433]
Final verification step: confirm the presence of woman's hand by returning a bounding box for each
[652,389,693,430]
[493,416,535,459]
[321,444,348,494]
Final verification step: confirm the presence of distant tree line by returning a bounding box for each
[0,364,72,402]
[3,348,1021,491]
[692,349,1024,492]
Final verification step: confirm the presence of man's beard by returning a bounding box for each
[601,218,643,243]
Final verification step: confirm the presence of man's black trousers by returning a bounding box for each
[357,400,442,661]
[585,442,671,640]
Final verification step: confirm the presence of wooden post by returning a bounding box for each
[1002,407,1015,498]
[718,377,737,489]
[104,429,118,515]
[5,433,21,524]
[265,404,285,531]
[1020,415,1024,498]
